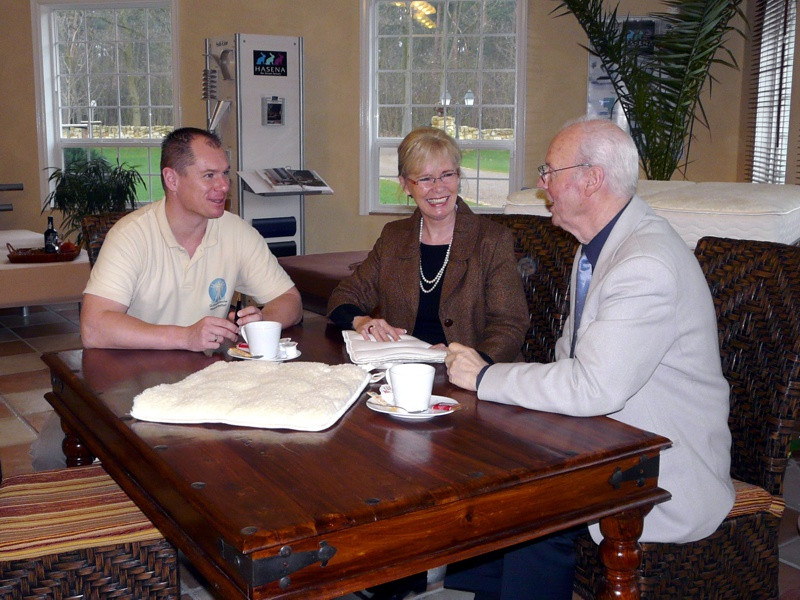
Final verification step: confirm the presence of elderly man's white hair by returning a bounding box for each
[561,117,640,200]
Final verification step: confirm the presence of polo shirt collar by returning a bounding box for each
[156,197,220,250]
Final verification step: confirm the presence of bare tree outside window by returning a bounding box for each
[365,0,524,212]
[46,3,175,203]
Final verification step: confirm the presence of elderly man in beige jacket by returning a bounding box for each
[445,118,734,600]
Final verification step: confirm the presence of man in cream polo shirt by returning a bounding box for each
[80,127,302,350]
[32,127,302,469]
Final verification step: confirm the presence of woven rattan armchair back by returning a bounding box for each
[695,236,800,496]
[574,235,800,599]
[81,211,131,267]
[487,214,579,364]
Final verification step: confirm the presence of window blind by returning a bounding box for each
[746,0,796,184]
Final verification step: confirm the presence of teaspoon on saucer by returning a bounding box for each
[366,391,427,413]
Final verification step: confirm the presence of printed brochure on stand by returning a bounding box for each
[238,167,333,195]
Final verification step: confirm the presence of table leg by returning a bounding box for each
[60,418,96,467]
[596,507,648,600]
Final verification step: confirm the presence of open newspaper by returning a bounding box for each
[238,167,333,195]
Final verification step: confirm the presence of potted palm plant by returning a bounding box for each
[42,157,144,246]
[553,0,744,180]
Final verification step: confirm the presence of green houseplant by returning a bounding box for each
[553,0,744,180]
[42,157,144,245]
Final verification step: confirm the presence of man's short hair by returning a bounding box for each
[567,118,640,199]
[160,127,223,188]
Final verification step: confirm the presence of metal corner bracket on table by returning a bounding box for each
[220,539,337,590]
[609,455,660,490]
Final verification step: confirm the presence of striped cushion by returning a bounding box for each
[0,464,163,561]
[727,478,785,520]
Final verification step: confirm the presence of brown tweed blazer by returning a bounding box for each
[328,199,529,363]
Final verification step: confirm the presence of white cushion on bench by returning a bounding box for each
[504,181,800,248]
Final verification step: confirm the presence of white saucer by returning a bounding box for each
[227,345,301,362]
[366,395,460,421]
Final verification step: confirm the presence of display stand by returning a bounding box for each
[205,34,329,256]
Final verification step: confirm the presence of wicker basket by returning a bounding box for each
[0,539,178,600]
[0,465,179,599]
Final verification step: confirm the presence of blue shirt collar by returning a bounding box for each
[582,199,631,267]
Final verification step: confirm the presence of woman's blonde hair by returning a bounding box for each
[397,126,462,178]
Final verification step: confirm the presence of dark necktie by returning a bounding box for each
[571,251,592,357]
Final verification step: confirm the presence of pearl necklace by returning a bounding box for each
[419,217,452,294]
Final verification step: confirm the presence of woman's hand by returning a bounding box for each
[353,316,406,342]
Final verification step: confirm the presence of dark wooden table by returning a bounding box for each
[42,315,670,600]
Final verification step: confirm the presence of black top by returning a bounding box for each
[412,243,448,344]
[329,243,449,345]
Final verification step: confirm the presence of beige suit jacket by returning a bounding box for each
[480,196,735,544]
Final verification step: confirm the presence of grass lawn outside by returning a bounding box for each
[379,178,482,208]
[379,178,412,205]
[72,147,508,207]
[379,148,509,207]
[462,149,509,173]
[66,146,163,203]
[112,147,164,202]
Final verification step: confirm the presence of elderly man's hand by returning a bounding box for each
[445,342,487,392]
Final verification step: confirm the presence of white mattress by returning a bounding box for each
[504,181,800,248]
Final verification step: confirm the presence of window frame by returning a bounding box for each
[31,0,181,207]
[359,0,527,215]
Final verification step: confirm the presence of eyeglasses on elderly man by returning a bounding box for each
[537,163,591,180]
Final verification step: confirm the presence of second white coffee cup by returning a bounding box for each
[386,363,435,413]
[240,321,282,359]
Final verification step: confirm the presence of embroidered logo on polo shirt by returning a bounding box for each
[209,278,227,310]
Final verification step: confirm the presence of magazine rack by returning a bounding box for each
[238,167,333,197]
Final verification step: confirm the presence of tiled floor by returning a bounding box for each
[1,302,799,599]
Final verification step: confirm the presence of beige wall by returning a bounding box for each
[526,0,747,187]
[0,0,748,253]
[1,2,41,236]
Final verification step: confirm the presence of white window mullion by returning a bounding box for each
[34,0,176,205]
[361,0,526,214]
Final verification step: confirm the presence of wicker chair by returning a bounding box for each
[81,211,131,266]
[0,464,178,599]
[487,214,579,363]
[574,236,800,599]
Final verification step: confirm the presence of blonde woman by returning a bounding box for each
[328,126,528,364]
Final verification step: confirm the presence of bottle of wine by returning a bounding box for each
[44,216,59,253]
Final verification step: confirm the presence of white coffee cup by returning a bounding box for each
[240,321,281,359]
[386,363,435,413]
